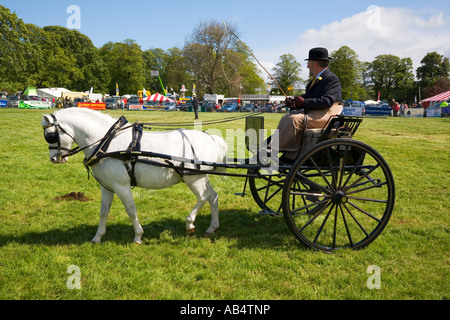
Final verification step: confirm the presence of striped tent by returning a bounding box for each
[144,92,175,103]
[421,90,450,108]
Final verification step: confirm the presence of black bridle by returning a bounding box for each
[42,114,80,156]
[42,113,131,159]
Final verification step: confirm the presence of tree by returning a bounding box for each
[183,20,236,95]
[416,52,450,89]
[99,39,145,95]
[165,47,193,95]
[423,77,450,98]
[220,42,265,96]
[271,53,302,96]
[25,24,82,89]
[329,46,366,100]
[367,54,415,102]
[0,5,30,91]
[143,48,169,94]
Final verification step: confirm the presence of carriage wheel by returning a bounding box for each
[248,169,287,216]
[282,139,395,252]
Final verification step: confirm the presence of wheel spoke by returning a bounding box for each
[342,202,370,237]
[308,156,334,191]
[346,201,382,223]
[312,203,335,243]
[339,203,354,246]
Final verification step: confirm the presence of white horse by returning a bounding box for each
[41,108,228,243]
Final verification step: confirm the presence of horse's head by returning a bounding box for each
[41,113,75,164]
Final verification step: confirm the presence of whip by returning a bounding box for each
[222,22,287,97]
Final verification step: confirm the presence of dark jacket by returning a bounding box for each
[302,68,342,111]
[192,97,199,109]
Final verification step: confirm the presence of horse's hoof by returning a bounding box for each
[134,239,142,244]
[187,228,196,236]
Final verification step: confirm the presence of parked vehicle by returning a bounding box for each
[222,102,238,112]
[105,97,120,109]
[161,101,177,111]
[242,103,255,112]
[7,96,20,108]
[126,97,141,109]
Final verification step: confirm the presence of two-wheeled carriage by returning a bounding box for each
[113,113,395,253]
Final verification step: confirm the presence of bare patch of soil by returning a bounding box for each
[54,192,92,202]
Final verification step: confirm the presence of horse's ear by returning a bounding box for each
[42,114,52,126]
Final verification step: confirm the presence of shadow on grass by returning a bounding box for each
[0,209,303,250]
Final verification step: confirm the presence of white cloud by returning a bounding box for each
[292,7,450,79]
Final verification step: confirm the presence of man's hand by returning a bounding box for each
[285,97,294,109]
[285,96,305,109]
[294,96,304,109]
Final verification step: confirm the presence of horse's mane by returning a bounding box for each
[54,107,117,125]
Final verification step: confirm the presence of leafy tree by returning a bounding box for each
[25,24,81,89]
[143,48,169,94]
[0,5,29,91]
[165,47,193,95]
[183,20,237,95]
[416,52,450,89]
[329,46,366,100]
[271,53,302,96]
[220,42,265,96]
[423,77,450,98]
[99,39,145,95]
[367,54,415,102]
[42,26,109,92]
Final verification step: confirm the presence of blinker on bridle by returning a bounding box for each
[42,114,79,155]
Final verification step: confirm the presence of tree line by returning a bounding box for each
[1,5,449,102]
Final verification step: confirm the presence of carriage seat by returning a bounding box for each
[245,114,363,162]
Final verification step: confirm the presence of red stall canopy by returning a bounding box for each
[421,90,450,108]
[144,93,175,103]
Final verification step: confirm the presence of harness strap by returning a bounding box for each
[123,123,143,187]
[83,116,129,167]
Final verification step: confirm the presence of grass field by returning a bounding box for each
[0,108,448,300]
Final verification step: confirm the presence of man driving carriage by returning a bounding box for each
[269,47,343,164]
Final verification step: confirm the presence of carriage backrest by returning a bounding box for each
[320,115,363,140]
[299,115,363,154]
[245,116,264,151]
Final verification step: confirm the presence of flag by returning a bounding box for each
[116,83,119,96]
[193,84,196,96]
[143,88,147,98]
[377,92,381,101]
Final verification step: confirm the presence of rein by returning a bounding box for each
[135,111,264,129]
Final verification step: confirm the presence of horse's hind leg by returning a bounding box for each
[92,186,114,243]
[184,175,219,235]
[115,185,144,244]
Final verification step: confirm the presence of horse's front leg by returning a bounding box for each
[115,185,144,244]
[92,186,114,243]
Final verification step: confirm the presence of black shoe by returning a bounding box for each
[279,154,295,166]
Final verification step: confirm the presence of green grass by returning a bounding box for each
[0,108,448,300]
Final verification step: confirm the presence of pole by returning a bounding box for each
[159,76,166,96]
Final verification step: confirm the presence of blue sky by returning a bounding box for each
[3,0,450,80]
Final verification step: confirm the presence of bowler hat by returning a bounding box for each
[305,47,332,61]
